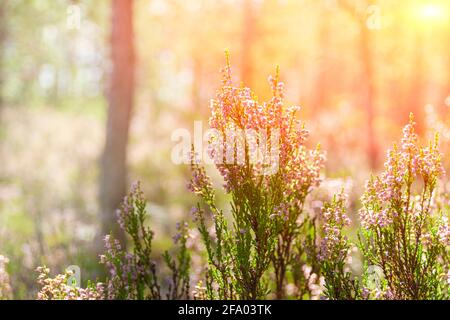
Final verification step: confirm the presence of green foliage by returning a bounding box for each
[317,191,360,299]
[358,115,449,299]
[187,61,325,299]
[100,182,190,300]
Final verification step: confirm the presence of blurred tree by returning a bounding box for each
[404,29,425,133]
[339,0,379,169]
[99,0,134,246]
[313,2,332,111]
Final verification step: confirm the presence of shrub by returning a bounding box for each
[99,182,190,300]
[36,266,104,300]
[30,62,449,301]
[188,55,325,299]
[358,114,449,299]
[317,191,359,299]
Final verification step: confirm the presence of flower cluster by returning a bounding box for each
[358,114,449,299]
[437,215,450,246]
[301,265,325,300]
[36,266,104,300]
[318,191,351,262]
[317,191,359,299]
[100,182,161,300]
[163,221,191,300]
[208,56,324,189]
[361,287,394,300]
[192,280,207,300]
[187,155,213,196]
[19,61,448,301]
[360,114,445,230]
[100,182,191,300]
[0,255,12,300]
[189,56,325,299]
[100,235,152,299]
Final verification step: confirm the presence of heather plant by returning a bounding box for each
[21,65,449,301]
[100,182,190,300]
[317,191,359,300]
[358,114,449,300]
[188,55,325,299]
[163,221,191,300]
[36,266,104,300]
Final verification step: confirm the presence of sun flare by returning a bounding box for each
[415,2,447,22]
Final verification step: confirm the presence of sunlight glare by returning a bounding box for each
[417,3,445,21]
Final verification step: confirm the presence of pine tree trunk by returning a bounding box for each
[99,0,134,245]
[359,22,378,169]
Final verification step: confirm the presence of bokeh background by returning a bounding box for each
[0,0,449,298]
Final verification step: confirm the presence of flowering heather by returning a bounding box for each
[100,182,190,300]
[317,191,359,299]
[163,221,191,300]
[36,266,104,300]
[100,182,161,300]
[188,56,325,299]
[300,264,325,300]
[0,255,12,300]
[192,280,208,300]
[16,64,449,301]
[358,114,449,299]
[318,191,351,262]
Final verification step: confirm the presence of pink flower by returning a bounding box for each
[438,216,450,246]
[359,115,445,231]
[318,191,351,261]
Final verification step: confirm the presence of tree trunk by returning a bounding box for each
[359,21,378,169]
[404,30,425,133]
[313,9,331,111]
[338,0,378,169]
[99,0,134,245]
